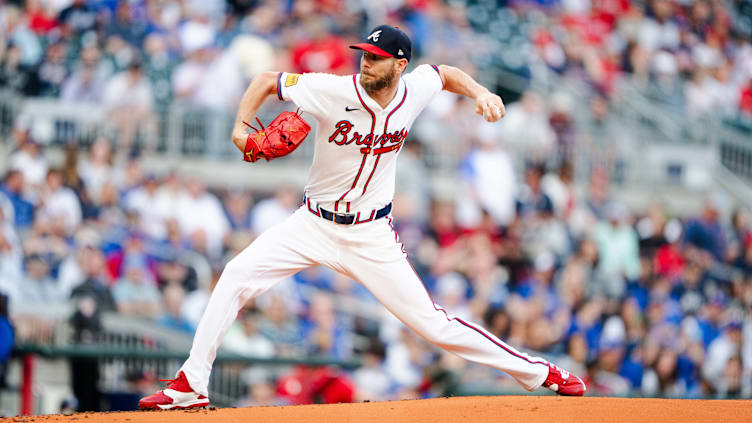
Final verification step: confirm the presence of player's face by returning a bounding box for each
[360,51,403,92]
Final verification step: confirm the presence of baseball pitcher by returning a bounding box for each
[139,25,585,410]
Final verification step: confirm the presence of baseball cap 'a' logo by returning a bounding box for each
[367,30,382,42]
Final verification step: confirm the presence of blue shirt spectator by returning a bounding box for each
[0,294,13,365]
[684,203,727,260]
[1,170,35,229]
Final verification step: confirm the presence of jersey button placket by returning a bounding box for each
[373,114,386,154]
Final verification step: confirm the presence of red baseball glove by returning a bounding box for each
[242,110,311,162]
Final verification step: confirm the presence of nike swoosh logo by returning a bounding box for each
[345,107,360,112]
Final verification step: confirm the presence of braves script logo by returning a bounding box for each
[328,120,407,155]
[367,30,382,42]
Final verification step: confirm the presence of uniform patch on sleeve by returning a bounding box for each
[285,73,301,87]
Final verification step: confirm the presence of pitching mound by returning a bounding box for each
[5,396,750,422]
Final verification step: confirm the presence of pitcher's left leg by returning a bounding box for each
[346,254,549,391]
[340,220,584,394]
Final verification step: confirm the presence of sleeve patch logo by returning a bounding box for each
[285,73,300,87]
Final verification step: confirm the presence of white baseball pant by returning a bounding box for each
[179,206,549,396]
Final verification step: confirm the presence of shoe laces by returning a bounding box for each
[158,375,181,389]
[550,364,570,380]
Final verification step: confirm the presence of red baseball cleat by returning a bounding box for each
[139,371,210,410]
[542,363,586,396]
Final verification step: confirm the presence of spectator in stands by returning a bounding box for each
[9,139,48,189]
[60,144,98,220]
[235,377,288,407]
[703,318,744,394]
[304,292,353,360]
[589,318,632,396]
[56,229,99,297]
[728,208,751,267]
[102,58,155,153]
[153,171,184,222]
[641,347,685,397]
[542,161,575,220]
[37,168,82,236]
[250,187,298,236]
[0,42,35,94]
[69,295,104,411]
[593,202,640,298]
[223,308,275,357]
[37,41,68,97]
[157,283,194,334]
[0,294,13,389]
[22,220,69,284]
[176,177,230,259]
[353,338,392,402]
[61,54,106,104]
[581,94,632,182]
[125,174,167,239]
[171,43,210,102]
[686,68,717,117]
[258,293,305,357]
[739,77,752,116]
[456,126,516,228]
[11,254,66,343]
[0,207,23,299]
[156,253,198,293]
[3,4,43,67]
[684,197,728,261]
[77,138,114,205]
[290,18,352,74]
[15,253,65,305]
[647,50,684,111]
[222,188,253,232]
[515,163,554,223]
[57,0,97,37]
[70,247,115,313]
[107,1,148,48]
[179,38,250,112]
[1,170,35,229]
[384,327,433,389]
[25,0,56,35]
[498,91,556,158]
[639,0,681,53]
[141,33,174,106]
[112,254,161,318]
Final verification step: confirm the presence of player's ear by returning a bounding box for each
[396,58,408,73]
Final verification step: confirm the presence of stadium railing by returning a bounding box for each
[8,340,361,415]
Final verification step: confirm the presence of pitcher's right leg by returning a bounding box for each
[140,209,326,409]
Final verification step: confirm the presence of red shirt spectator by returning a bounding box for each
[291,35,352,74]
[739,80,752,116]
[26,0,57,34]
[654,243,685,279]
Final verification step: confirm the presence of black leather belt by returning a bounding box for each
[306,197,392,225]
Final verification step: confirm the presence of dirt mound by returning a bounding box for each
[4,396,749,423]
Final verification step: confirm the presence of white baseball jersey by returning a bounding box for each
[276,64,443,214]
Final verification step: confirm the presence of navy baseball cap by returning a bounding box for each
[349,25,412,62]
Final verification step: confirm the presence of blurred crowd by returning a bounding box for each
[0,0,751,131]
[1,124,751,404]
[0,0,752,411]
[530,0,752,120]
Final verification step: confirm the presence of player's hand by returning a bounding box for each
[475,92,505,122]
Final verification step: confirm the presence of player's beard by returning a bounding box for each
[361,66,397,93]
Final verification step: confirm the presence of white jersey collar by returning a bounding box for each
[354,74,406,113]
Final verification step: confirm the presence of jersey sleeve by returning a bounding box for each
[277,72,339,118]
[403,64,444,113]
